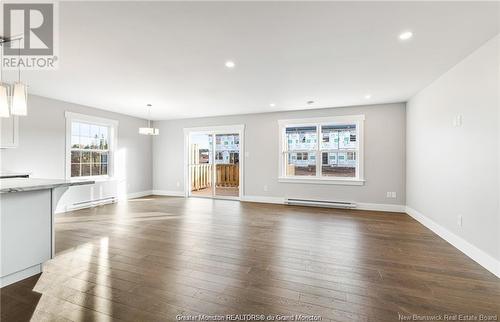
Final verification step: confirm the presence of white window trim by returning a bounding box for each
[65,112,118,181]
[278,115,365,185]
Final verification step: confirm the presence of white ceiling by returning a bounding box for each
[6,1,500,120]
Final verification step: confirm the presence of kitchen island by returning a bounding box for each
[0,178,94,287]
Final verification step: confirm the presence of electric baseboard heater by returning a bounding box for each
[71,196,116,209]
[285,198,357,209]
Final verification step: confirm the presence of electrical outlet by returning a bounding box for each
[245,151,250,158]
[458,215,463,228]
[263,185,268,192]
[386,192,396,199]
[176,181,180,187]
[453,114,463,127]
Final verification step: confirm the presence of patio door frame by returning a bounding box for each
[183,124,245,200]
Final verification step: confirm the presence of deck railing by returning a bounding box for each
[216,164,239,187]
[190,164,213,191]
[190,164,239,191]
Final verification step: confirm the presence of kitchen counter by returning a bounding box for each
[0,178,94,193]
[0,177,94,287]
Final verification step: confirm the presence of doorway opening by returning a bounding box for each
[185,125,244,200]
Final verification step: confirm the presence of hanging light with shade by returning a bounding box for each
[0,84,10,118]
[0,37,28,117]
[0,42,10,118]
[11,39,28,116]
[139,104,159,136]
[11,82,27,116]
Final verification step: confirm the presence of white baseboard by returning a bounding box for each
[0,264,42,288]
[126,190,153,199]
[241,195,285,204]
[152,190,186,197]
[357,202,406,213]
[406,206,500,278]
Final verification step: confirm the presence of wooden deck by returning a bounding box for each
[191,187,239,197]
[1,196,499,321]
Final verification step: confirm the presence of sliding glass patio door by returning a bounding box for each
[188,128,242,199]
[189,133,214,197]
[214,133,240,197]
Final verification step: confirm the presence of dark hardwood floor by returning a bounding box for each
[1,196,499,321]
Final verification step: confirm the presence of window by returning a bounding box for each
[278,115,364,185]
[283,126,317,176]
[65,112,117,179]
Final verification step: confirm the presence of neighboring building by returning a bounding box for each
[322,151,356,167]
[286,125,357,168]
[215,134,240,164]
[191,135,240,165]
[288,152,316,167]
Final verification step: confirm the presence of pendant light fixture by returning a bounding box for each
[0,42,10,118]
[11,39,28,116]
[11,83,27,116]
[0,85,9,118]
[0,37,28,117]
[139,104,159,136]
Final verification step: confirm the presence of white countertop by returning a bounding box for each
[0,178,95,193]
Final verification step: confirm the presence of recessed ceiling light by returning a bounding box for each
[225,61,235,68]
[307,100,315,105]
[399,31,413,41]
[364,94,372,100]
[269,103,276,107]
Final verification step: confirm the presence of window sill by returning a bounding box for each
[278,176,365,186]
[68,176,115,183]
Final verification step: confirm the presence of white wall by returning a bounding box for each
[0,95,153,212]
[153,103,406,208]
[406,35,500,266]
